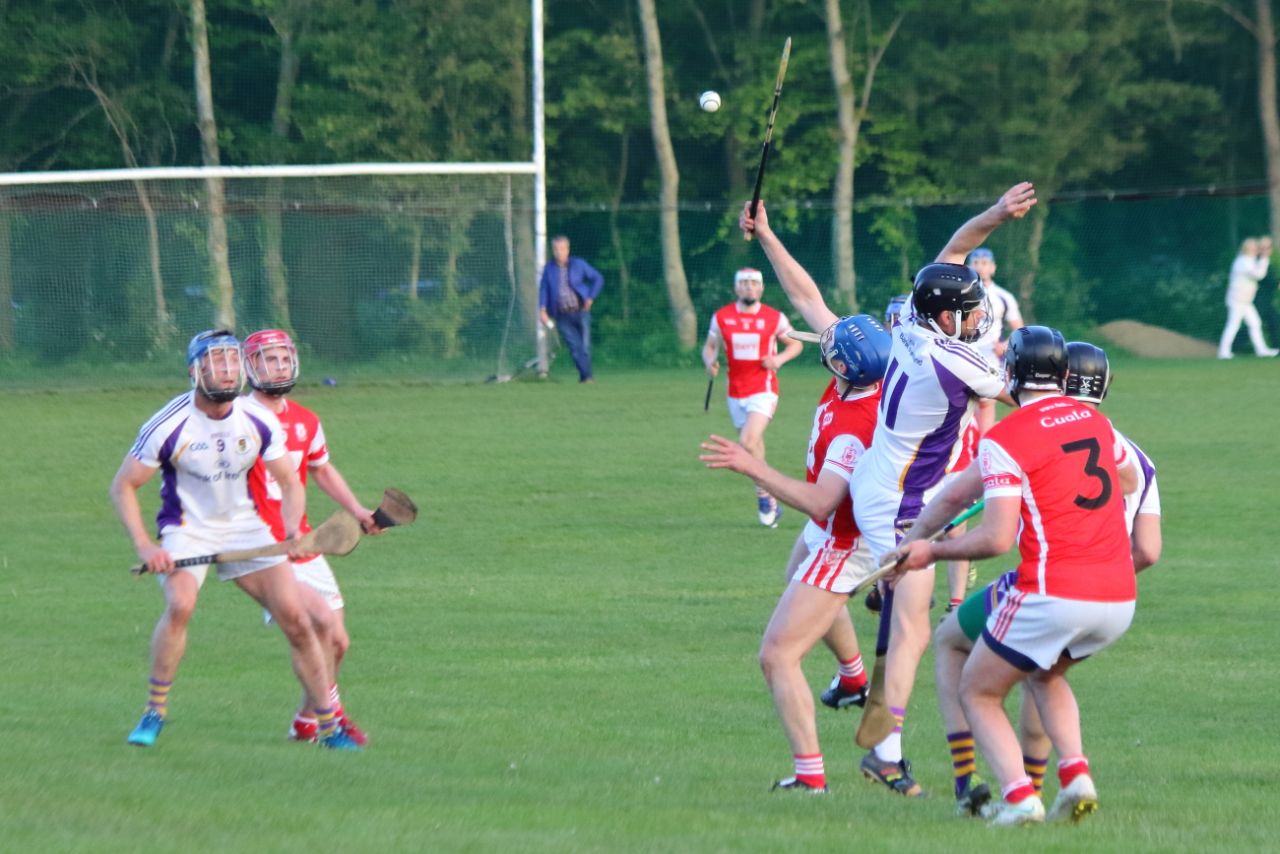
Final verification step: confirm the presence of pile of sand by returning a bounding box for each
[1094,320,1215,358]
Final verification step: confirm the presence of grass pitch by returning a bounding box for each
[2,357,1277,852]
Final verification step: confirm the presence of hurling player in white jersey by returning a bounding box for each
[847,183,1036,795]
[967,248,1024,435]
[110,330,360,751]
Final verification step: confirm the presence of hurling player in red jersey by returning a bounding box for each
[244,329,383,746]
[702,268,804,527]
[701,313,889,793]
[892,326,1139,826]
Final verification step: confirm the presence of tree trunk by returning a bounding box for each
[408,220,422,301]
[190,0,236,330]
[78,76,171,349]
[637,0,697,348]
[263,2,307,332]
[0,211,12,352]
[825,0,857,312]
[609,133,632,323]
[1256,0,1280,250]
[1017,205,1048,324]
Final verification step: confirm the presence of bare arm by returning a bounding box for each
[935,182,1037,264]
[896,465,984,548]
[310,462,381,533]
[702,329,721,378]
[739,200,840,333]
[763,329,804,371]
[1131,512,1162,572]
[109,456,172,574]
[700,434,847,519]
[265,455,306,541]
[1118,457,1138,496]
[897,495,1020,570]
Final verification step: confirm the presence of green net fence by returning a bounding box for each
[0,177,1271,390]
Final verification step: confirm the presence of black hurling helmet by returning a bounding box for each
[1004,325,1068,404]
[911,263,991,342]
[1064,341,1112,404]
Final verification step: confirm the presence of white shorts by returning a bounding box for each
[984,589,1136,671]
[792,537,875,594]
[159,523,283,588]
[801,518,828,552]
[849,468,945,565]
[727,392,778,430]
[263,555,344,625]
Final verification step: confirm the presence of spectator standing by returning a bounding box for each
[539,235,605,382]
[1217,236,1279,359]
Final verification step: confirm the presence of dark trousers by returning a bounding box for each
[555,311,592,380]
[1258,288,1280,348]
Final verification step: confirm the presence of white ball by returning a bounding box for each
[699,91,721,113]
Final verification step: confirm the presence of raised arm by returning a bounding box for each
[739,200,840,334]
[935,182,1037,264]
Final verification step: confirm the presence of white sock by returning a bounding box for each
[874,732,902,763]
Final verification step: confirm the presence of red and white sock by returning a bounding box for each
[1002,776,1037,805]
[794,753,825,789]
[1058,756,1090,788]
[837,655,867,690]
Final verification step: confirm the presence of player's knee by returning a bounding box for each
[164,595,197,627]
[273,607,313,643]
[332,625,350,662]
[757,636,792,680]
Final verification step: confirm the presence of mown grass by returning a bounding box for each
[1,357,1276,852]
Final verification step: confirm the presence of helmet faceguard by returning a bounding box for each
[186,329,244,403]
[244,329,300,396]
[819,314,892,394]
[1064,341,1112,404]
[734,268,764,305]
[884,294,910,329]
[1003,325,1068,404]
[911,263,992,343]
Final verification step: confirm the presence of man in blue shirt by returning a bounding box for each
[539,235,604,383]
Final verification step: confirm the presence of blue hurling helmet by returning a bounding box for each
[186,329,244,403]
[820,314,892,390]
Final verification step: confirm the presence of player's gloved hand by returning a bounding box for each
[356,508,384,536]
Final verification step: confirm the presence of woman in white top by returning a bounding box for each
[1218,236,1279,359]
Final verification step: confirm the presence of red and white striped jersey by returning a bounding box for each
[805,379,880,547]
[979,395,1135,602]
[710,303,791,398]
[245,397,329,556]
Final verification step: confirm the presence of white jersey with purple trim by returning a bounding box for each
[1118,432,1160,529]
[129,391,288,535]
[973,282,1022,365]
[860,316,1006,508]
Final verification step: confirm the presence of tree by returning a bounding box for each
[190,0,236,330]
[637,0,697,348]
[823,0,903,312]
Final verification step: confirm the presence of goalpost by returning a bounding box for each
[0,163,542,387]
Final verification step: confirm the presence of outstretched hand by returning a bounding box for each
[699,434,757,476]
[996,182,1037,221]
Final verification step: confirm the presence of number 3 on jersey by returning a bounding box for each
[1061,437,1112,510]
